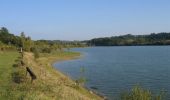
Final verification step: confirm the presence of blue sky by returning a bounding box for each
[1,0,170,40]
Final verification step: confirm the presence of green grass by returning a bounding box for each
[1,51,165,100]
[0,51,102,100]
[0,51,19,99]
[120,85,165,100]
[40,51,80,58]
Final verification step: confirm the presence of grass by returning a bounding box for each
[0,51,166,100]
[34,51,102,100]
[0,51,19,99]
[120,85,165,100]
[0,51,102,100]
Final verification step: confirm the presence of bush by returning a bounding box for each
[31,47,40,59]
[42,47,51,53]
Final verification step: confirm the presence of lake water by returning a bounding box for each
[54,46,170,100]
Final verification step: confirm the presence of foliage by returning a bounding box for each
[31,47,40,59]
[0,27,22,47]
[0,27,87,52]
[0,41,16,51]
[89,33,170,46]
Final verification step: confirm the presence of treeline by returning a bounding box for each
[88,33,170,46]
[0,27,86,52]
[0,27,21,51]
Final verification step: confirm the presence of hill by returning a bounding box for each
[88,33,170,46]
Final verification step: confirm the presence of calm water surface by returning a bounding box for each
[54,46,170,99]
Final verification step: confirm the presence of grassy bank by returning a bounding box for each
[0,51,20,99]
[0,51,102,100]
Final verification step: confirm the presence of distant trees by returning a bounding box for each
[0,28,36,52]
[0,27,22,48]
[20,32,34,52]
[0,27,87,52]
[89,33,170,46]
[20,32,25,48]
[0,27,12,45]
[1,27,9,34]
[1,27,170,51]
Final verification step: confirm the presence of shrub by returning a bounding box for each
[42,47,51,53]
[31,47,40,59]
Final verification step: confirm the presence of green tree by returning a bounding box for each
[0,27,9,34]
[20,32,33,52]
[20,32,25,49]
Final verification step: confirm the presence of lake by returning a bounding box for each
[53,46,170,99]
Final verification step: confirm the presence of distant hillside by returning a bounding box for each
[88,33,170,46]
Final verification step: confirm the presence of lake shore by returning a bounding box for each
[0,51,103,99]
[24,51,103,100]
[52,51,107,99]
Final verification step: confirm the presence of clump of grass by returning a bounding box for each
[12,64,19,68]
[11,68,26,83]
[120,85,165,100]
[75,67,87,86]
[13,61,23,68]
[11,53,26,83]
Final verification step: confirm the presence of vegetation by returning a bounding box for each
[0,27,100,99]
[0,27,87,52]
[0,51,20,99]
[0,27,168,99]
[2,27,170,48]
[76,67,87,86]
[88,33,170,46]
[0,50,102,100]
[31,47,40,59]
[0,27,22,47]
[120,86,165,100]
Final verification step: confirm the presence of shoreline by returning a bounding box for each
[51,52,107,99]
[29,51,104,100]
[0,51,104,100]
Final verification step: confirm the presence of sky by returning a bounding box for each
[1,0,170,40]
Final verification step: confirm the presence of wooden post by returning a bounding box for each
[20,47,23,53]
[26,67,36,82]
